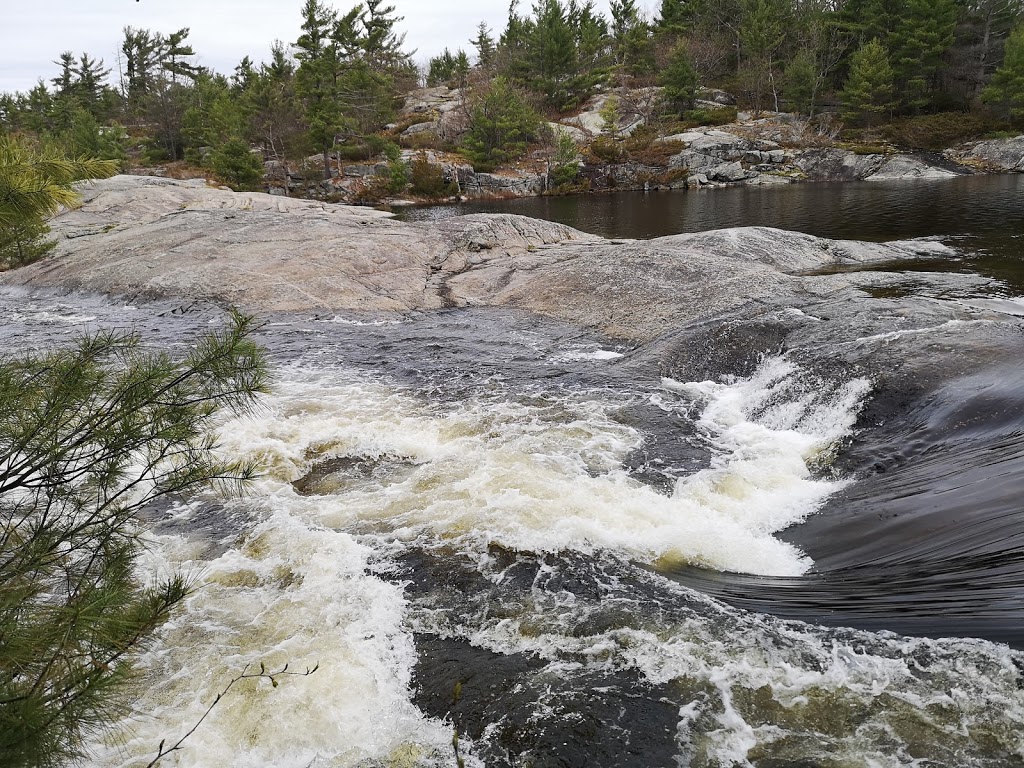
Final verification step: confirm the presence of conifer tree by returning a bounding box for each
[983,23,1024,119]
[660,42,700,115]
[461,77,542,171]
[887,0,958,110]
[841,38,895,125]
[295,0,345,178]
[0,136,117,269]
[471,22,497,69]
[0,312,268,768]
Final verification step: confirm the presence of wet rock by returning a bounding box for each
[956,135,1024,171]
[793,148,885,180]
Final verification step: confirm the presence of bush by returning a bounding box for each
[549,161,581,187]
[677,106,738,128]
[878,112,991,151]
[409,152,457,198]
[208,139,265,191]
[622,127,685,165]
[587,135,624,164]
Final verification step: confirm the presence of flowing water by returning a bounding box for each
[3,174,1024,767]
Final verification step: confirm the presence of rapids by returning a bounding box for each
[3,174,1024,767]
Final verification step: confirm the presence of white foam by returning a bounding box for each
[92,507,453,768]
[216,358,867,577]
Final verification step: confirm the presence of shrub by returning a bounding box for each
[208,139,265,191]
[878,112,991,151]
[587,135,624,163]
[409,152,457,197]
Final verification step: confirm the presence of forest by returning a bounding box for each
[1,0,1023,199]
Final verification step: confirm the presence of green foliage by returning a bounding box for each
[460,77,542,171]
[784,48,818,116]
[384,156,410,194]
[427,49,471,87]
[841,39,895,126]
[610,0,654,74]
[587,134,624,163]
[0,136,117,270]
[409,152,457,197]
[471,22,498,69]
[677,106,739,127]
[983,25,1024,121]
[659,43,699,116]
[886,0,958,111]
[501,0,612,111]
[0,313,268,768]
[209,138,265,190]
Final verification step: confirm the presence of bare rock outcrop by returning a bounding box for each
[3,176,970,345]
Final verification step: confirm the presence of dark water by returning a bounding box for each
[401,174,1024,288]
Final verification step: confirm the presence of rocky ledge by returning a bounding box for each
[0,175,973,340]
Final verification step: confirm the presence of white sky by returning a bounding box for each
[0,0,647,95]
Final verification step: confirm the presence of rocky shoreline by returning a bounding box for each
[248,86,1024,204]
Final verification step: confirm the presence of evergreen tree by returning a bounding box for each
[660,42,700,115]
[461,77,542,171]
[0,135,117,269]
[983,23,1024,119]
[657,0,702,37]
[841,38,895,125]
[0,312,267,768]
[784,47,819,115]
[610,0,654,74]
[209,138,265,190]
[471,22,497,69]
[887,0,958,110]
[294,0,346,178]
[739,0,789,114]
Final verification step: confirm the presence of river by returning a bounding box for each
[4,174,1024,767]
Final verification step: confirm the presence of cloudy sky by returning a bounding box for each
[0,0,640,95]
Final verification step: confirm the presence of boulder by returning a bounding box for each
[866,155,960,181]
[548,122,588,143]
[401,121,440,137]
[794,148,886,181]
[958,135,1024,172]
[707,161,757,182]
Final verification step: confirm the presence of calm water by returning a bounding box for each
[402,174,1024,286]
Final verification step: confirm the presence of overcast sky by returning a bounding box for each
[0,0,647,95]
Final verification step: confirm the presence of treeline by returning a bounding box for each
[1,0,1023,193]
[441,0,1024,124]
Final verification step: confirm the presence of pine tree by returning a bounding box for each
[294,0,345,178]
[610,0,653,74]
[0,313,267,768]
[471,22,497,69]
[887,0,958,111]
[841,38,895,125]
[0,136,117,269]
[784,47,819,116]
[461,77,542,171]
[983,23,1024,119]
[660,42,700,115]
